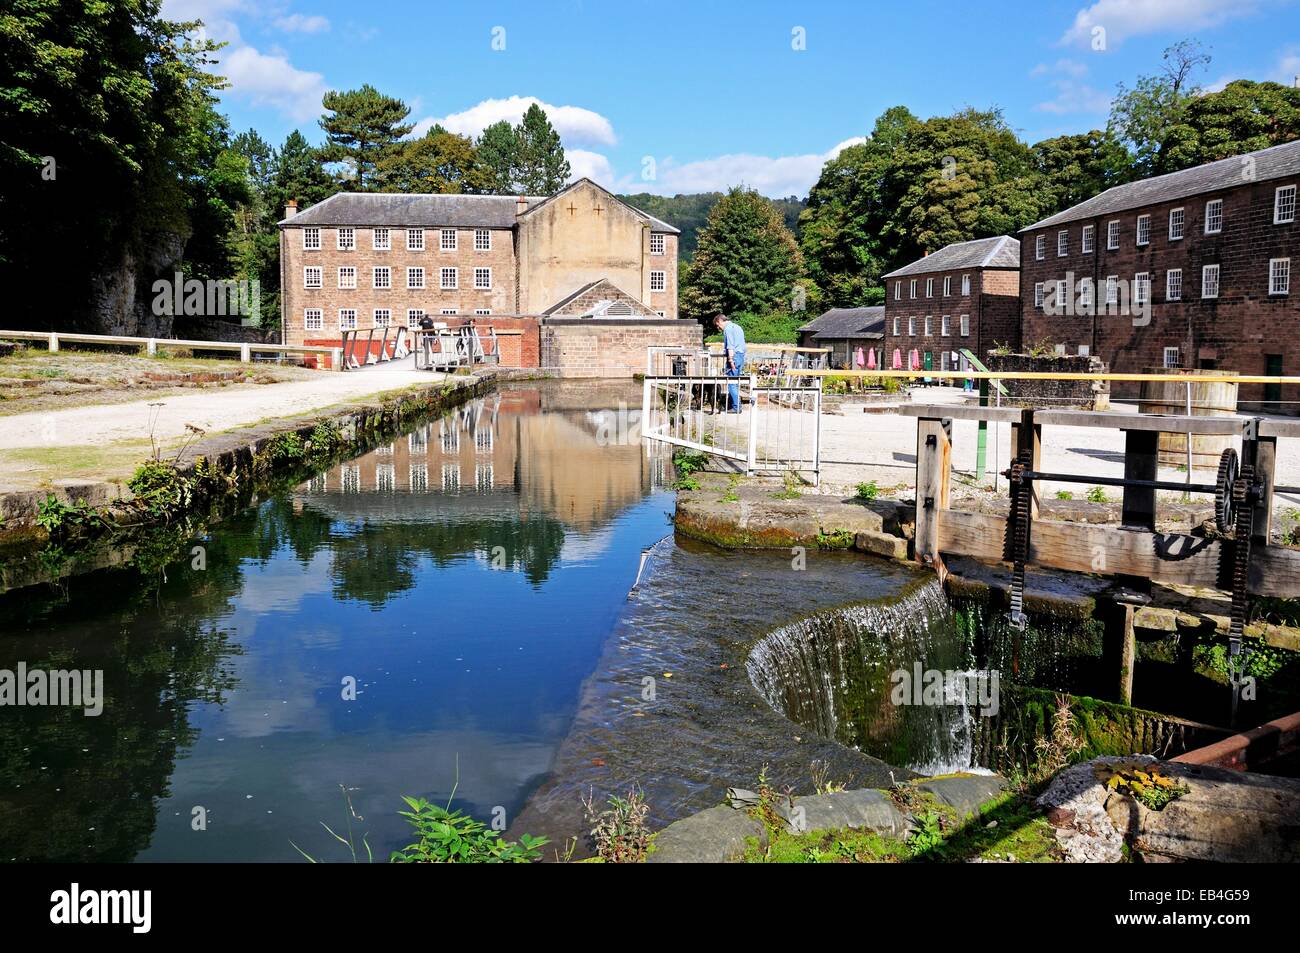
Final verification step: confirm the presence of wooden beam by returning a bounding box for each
[936,508,1300,598]
[1254,436,1277,544]
[1010,409,1041,521]
[915,417,952,566]
[898,404,1023,424]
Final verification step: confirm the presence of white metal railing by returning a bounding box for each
[340,325,410,369]
[0,328,341,368]
[641,374,822,484]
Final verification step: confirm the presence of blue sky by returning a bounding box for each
[165,0,1299,197]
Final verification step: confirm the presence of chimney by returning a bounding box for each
[516,195,528,216]
[284,199,298,219]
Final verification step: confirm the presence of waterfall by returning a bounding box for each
[746,580,991,775]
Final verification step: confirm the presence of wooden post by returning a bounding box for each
[1117,603,1137,705]
[1254,436,1277,544]
[1121,429,1159,531]
[915,417,952,568]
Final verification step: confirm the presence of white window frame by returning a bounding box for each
[907,316,916,336]
[1034,282,1044,308]
[942,276,951,296]
[475,228,492,251]
[337,266,356,290]
[1204,199,1223,235]
[407,228,425,251]
[1276,185,1297,225]
[440,228,457,251]
[894,281,902,301]
[1270,257,1291,295]
[1056,280,1068,307]
[1168,208,1184,241]
[303,266,322,289]
[373,266,391,290]
[474,309,492,316]
[1134,272,1149,305]
[1079,277,1094,307]
[338,308,357,330]
[924,315,932,336]
[440,308,458,315]
[374,308,391,327]
[440,267,458,290]
[406,309,425,325]
[892,317,900,336]
[1057,230,1068,257]
[373,227,390,251]
[303,227,321,251]
[303,308,323,331]
[1166,269,1182,301]
[337,227,355,250]
[959,314,970,337]
[650,270,666,292]
[925,277,934,298]
[961,274,970,295]
[1081,225,1094,254]
[1136,214,1151,246]
[1105,275,1119,306]
[1035,235,1045,261]
[1163,347,1180,369]
[1107,220,1120,250]
[649,232,665,255]
[473,267,492,290]
[1202,264,1220,299]
[940,314,951,336]
[406,267,425,290]
[909,279,917,299]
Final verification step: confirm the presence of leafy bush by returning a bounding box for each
[1085,486,1108,503]
[128,460,194,521]
[390,796,546,863]
[855,480,879,502]
[35,494,109,536]
[906,811,946,857]
[267,432,306,463]
[582,788,652,863]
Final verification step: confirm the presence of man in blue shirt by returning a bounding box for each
[714,314,746,413]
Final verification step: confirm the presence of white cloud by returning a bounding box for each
[275,13,330,34]
[1203,46,1300,91]
[566,149,616,187]
[162,1,329,122]
[1031,58,1090,78]
[618,137,865,199]
[413,96,617,147]
[1034,80,1113,114]
[222,45,328,122]
[1060,0,1257,47]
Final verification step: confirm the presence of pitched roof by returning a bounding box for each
[280,182,680,232]
[517,178,680,233]
[1022,137,1300,232]
[882,236,1020,278]
[798,306,885,340]
[543,278,661,318]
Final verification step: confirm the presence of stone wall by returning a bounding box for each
[985,351,1110,409]
[540,318,702,377]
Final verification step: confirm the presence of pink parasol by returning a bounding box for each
[866,347,877,370]
[909,348,920,370]
[892,348,902,369]
[854,346,865,368]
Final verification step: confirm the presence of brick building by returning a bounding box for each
[1019,138,1299,405]
[881,236,1021,372]
[796,306,884,368]
[278,178,699,375]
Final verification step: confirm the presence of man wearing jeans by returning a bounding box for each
[714,314,746,413]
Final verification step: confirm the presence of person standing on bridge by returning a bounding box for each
[714,313,746,414]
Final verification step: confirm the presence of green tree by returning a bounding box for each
[513,104,570,195]
[378,126,492,193]
[270,130,337,211]
[1159,80,1300,171]
[476,119,520,194]
[319,84,414,191]
[1031,130,1132,214]
[799,106,917,307]
[680,187,805,323]
[1108,39,1211,177]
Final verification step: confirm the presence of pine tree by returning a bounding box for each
[378,126,492,194]
[476,120,520,194]
[513,104,570,195]
[318,84,413,191]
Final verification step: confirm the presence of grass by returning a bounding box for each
[743,791,1062,864]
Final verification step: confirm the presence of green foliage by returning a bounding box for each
[266,432,306,464]
[905,810,946,857]
[1055,490,1074,500]
[36,495,109,536]
[390,796,546,863]
[581,788,652,863]
[1107,40,1211,177]
[378,126,490,194]
[127,460,195,522]
[1085,487,1108,503]
[729,311,808,345]
[1161,80,1300,171]
[816,529,855,549]
[318,84,414,191]
[513,103,571,195]
[680,187,805,324]
[855,481,879,502]
[671,449,709,476]
[618,192,805,262]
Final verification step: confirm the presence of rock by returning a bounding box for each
[790,789,908,837]
[855,530,909,561]
[646,805,767,863]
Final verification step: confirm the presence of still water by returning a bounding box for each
[0,382,676,861]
